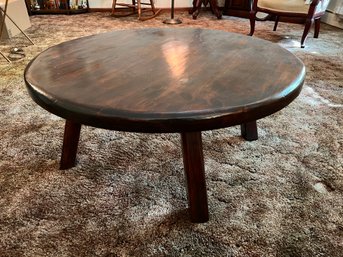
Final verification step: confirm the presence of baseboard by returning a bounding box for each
[322,11,343,29]
[222,9,250,19]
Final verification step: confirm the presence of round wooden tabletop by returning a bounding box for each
[24,28,305,133]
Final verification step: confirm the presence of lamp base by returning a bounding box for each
[163,18,182,24]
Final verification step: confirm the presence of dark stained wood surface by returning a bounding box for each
[181,131,208,223]
[24,28,305,133]
[60,120,81,170]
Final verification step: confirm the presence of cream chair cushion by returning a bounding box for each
[257,0,310,14]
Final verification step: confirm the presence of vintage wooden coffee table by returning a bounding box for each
[24,28,305,223]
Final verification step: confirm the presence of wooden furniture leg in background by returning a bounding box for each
[0,0,10,63]
[60,120,81,170]
[181,131,209,223]
[112,0,160,21]
[189,0,221,19]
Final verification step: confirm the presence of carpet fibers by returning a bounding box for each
[0,11,342,257]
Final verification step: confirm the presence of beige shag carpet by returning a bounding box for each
[0,11,342,257]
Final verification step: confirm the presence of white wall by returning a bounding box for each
[327,0,342,12]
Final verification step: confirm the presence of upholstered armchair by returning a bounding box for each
[249,0,331,48]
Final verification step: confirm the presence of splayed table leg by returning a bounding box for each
[181,131,209,223]
[60,120,81,170]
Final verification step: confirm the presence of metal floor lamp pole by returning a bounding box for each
[163,0,182,24]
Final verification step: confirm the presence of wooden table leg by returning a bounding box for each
[181,131,209,223]
[60,120,81,170]
[240,120,258,141]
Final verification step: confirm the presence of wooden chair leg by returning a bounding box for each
[314,18,320,38]
[132,0,136,12]
[189,0,198,15]
[191,0,202,20]
[249,11,257,36]
[149,0,156,14]
[273,16,279,31]
[301,18,313,48]
[111,0,117,15]
[208,0,222,19]
[137,0,160,21]
[137,0,141,20]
